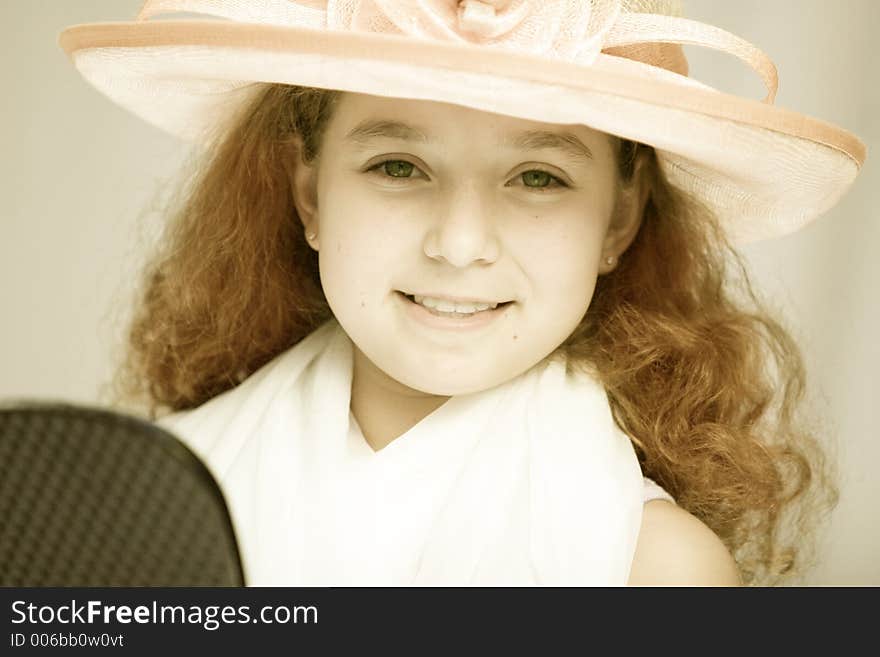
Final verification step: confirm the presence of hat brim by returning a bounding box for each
[59,20,866,243]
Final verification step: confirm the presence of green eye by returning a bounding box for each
[383,160,414,177]
[521,170,553,188]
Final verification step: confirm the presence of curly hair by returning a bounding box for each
[113,83,838,585]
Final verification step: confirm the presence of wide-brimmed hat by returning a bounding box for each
[59,0,866,243]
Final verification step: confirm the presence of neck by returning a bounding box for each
[350,346,450,452]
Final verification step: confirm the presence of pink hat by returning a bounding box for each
[59,0,866,243]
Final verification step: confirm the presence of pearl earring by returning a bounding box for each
[604,255,615,266]
[306,231,317,241]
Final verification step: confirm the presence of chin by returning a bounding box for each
[392,366,512,397]
[406,381,491,397]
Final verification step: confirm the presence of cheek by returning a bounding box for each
[534,259,598,332]
[320,178,411,250]
[522,213,604,306]
[316,195,366,310]
[316,193,412,316]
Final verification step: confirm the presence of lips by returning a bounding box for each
[413,294,497,313]
[398,291,513,316]
[396,289,513,306]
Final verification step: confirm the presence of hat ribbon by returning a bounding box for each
[137,0,778,103]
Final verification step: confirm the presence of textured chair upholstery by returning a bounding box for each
[0,403,243,586]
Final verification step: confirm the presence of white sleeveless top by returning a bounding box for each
[158,319,675,586]
[642,476,676,505]
[332,411,675,585]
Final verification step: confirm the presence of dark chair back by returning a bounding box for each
[0,403,244,586]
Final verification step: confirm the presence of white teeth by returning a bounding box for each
[413,295,498,314]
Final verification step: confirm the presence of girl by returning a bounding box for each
[60,0,865,586]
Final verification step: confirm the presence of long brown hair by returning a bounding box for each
[114,83,837,585]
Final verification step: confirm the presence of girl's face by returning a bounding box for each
[293,92,643,396]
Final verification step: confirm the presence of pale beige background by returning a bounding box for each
[1,1,876,584]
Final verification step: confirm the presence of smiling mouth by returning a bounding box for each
[397,291,514,317]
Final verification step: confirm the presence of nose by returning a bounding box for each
[423,183,501,267]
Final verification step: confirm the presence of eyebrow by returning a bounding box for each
[343,119,594,164]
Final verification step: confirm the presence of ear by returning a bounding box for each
[599,148,652,274]
[287,134,321,251]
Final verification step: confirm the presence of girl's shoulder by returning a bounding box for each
[629,493,741,587]
[642,476,675,504]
